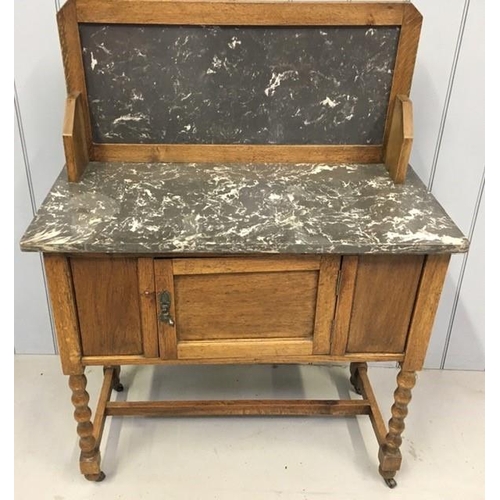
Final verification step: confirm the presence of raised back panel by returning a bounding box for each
[80,25,400,145]
[58,1,422,163]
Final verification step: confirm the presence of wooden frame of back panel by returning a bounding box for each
[57,0,422,165]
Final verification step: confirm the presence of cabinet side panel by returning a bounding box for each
[70,257,143,356]
[346,255,424,353]
[403,254,451,371]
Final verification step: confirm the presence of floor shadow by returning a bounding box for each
[329,365,377,479]
[146,363,307,402]
[99,362,385,480]
[100,365,141,477]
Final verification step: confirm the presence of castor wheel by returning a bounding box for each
[349,363,365,395]
[349,374,363,395]
[113,382,124,392]
[384,478,397,489]
[84,471,106,482]
[350,378,363,395]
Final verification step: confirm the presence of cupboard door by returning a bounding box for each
[154,256,340,359]
[71,257,157,357]
[176,271,318,340]
[344,255,425,354]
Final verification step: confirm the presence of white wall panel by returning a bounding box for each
[428,0,484,233]
[14,0,67,204]
[13,0,484,369]
[410,0,468,184]
[424,254,464,368]
[423,0,485,369]
[444,186,484,370]
[14,0,66,353]
[14,110,55,354]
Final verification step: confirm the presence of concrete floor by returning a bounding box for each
[14,356,484,500]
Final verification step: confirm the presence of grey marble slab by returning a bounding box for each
[80,25,399,145]
[20,162,468,255]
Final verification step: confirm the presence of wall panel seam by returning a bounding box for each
[14,82,58,354]
[427,0,470,191]
[14,83,37,214]
[440,170,484,369]
[40,257,58,354]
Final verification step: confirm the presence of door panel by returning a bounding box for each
[71,257,143,356]
[155,256,340,360]
[175,271,318,341]
[172,256,321,275]
[346,255,425,353]
[177,339,313,359]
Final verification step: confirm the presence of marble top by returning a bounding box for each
[20,162,468,255]
[81,24,399,145]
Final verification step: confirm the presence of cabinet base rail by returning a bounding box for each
[72,363,414,488]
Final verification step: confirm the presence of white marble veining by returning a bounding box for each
[79,25,400,145]
[20,162,468,255]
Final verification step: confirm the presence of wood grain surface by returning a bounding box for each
[71,257,143,356]
[43,254,83,375]
[403,254,451,370]
[346,255,424,353]
[384,95,413,183]
[76,1,405,25]
[91,144,383,164]
[313,256,341,354]
[177,338,314,359]
[63,92,90,182]
[57,0,93,156]
[154,259,178,359]
[137,258,159,357]
[105,398,371,417]
[174,270,318,340]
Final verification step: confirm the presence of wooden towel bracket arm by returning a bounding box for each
[384,95,414,184]
[63,92,90,182]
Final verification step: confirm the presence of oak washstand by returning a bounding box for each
[20,0,468,488]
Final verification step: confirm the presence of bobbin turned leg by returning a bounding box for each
[378,369,416,488]
[69,374,105,482]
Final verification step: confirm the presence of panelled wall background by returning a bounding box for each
[14,0,485,369]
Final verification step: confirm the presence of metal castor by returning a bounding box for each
[349,363,365,395]
[113,382,124,392]
[384,478,397,489]
[84,472,106,482]
[350,377,363,395]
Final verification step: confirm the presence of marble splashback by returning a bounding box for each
[80,25,400,145]
[20,162,468,255]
